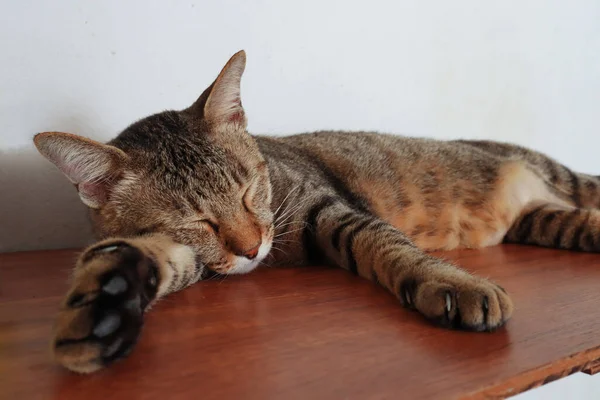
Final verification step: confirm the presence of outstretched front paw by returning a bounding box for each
[52,242,159,373]
[400,271,513,331]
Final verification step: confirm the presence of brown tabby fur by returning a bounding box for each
[34,51,600,373]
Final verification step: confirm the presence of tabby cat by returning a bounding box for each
[34,51,600,374]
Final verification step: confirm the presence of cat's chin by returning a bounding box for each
[227,241,272,275]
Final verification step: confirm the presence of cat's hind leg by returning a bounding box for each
[504,204,600,251]
[52,233,200,373]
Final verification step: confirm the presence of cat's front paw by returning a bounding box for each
[52,242,159,373]
[401,272,513,331]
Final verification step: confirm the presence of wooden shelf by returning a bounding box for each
[2,245,600,399]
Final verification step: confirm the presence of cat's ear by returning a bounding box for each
[188,50,247,127]
[33,132,128,209]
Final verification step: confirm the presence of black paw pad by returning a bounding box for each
[93,312,121,338]
[102,276,128,295]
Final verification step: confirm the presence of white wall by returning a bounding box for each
[1,0,599,254]
[513,373,600,400]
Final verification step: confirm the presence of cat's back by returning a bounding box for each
[255,131,505,171]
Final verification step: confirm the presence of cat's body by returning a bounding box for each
[259,132,587,259]
[34,51,599,374]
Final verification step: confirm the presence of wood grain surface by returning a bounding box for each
[2,245,600,400]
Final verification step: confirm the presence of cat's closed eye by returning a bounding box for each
[242,187,253,212]
[193,219,220,234]
[243,173,269,212]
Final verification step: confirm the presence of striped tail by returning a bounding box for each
[505,205,600,252]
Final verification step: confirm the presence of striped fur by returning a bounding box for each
[505,206,600,251]
[34,51,599,373]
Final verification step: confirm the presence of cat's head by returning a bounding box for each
[34,50,274,275]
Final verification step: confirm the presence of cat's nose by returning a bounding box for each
[242,243,261,260]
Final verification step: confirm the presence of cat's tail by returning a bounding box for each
[505,205,600,251]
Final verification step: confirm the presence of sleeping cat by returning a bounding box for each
[34,50,599,374]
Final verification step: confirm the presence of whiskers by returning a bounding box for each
[272,185,311,229]
[202,270,224,282]
[273,226,307,238]
[269,244,290,258]
[268,233,303,262]
[271,238,296,244]
[274,202,310,230]
[272,184,301,218]
[258,253,277,269]
[272,192,312,237]
[265,186,319,265]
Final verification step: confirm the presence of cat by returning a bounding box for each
[34,50,600,374]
